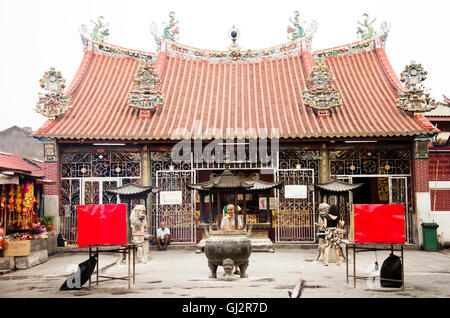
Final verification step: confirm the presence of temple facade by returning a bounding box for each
[32,13,442,247]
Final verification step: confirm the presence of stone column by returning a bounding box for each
[319,143,330,202]
[42,140,60,234]
[412,154,431,247]
[141,146,152,236]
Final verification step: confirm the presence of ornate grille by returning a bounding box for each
[151,152,197,242]
[279,151,319,179]
[390,177,414,243]
[330,149,411,175]
[156,170,195,243]
[275,169,316,242]
[61,152,141,178]
[60,151,141,244]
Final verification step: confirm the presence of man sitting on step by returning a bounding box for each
[156,221,171,251]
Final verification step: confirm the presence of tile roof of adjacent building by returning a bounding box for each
[0,152,44,177]
[32,34,438,141]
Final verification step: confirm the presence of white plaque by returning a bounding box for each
[160,191,183,205]
[284,185,307,199]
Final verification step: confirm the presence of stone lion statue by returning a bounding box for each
[315,202,329,261]
[130,205,147,234]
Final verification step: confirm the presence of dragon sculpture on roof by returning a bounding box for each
[162,11,179,41]
[357,13,376,40]
[90,16,110,42]
[287,11,305,40]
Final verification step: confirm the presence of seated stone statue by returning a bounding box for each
[130,205,148,263]
[130,204,147,234]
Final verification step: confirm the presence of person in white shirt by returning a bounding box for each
[220,204,244,231]
[156,221,171,251]
[220,204,244,274]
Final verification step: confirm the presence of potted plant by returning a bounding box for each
[40,215,54,232]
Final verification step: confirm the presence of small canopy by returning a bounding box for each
[244,178,283,191]
[314,179,363,193]
[105,183,159,199]
[187,169,254,191]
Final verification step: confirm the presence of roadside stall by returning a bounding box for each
[0,153,55,272]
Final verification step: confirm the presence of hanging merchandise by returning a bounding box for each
[0,185,6,226]
[8,184,14,212]
[22,182,36,228]
[0,184,6,209]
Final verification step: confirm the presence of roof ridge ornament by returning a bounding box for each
[81,16,109,42]
[127,62,165,118]
[35,67,72,120]
[302,62,343,116]
[396,61,437,115]
[287,11,317,42]
[287,11,305,39]
[227,25,243,61]
[357,13,376,40]
[162,11,180,41]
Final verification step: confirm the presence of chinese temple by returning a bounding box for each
[32,12,442,247]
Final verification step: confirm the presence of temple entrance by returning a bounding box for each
[275,168,316,242]
[340,176,412,243]
[155,170,196,243]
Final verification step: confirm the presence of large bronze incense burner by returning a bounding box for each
[187,169,282,279]
[204,230,251,279]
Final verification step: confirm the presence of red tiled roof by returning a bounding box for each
[0,153,39,176]
[33,40,437,140]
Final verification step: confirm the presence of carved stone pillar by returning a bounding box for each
[141,145,152,234]
[319,143,330,203]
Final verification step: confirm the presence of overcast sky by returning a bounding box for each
[0,0,449,132]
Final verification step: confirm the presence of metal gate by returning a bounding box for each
[389,176,413,243]
[275,169,315,242]
[156,170,195,243]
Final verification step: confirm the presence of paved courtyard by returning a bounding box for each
[0,247,449,298]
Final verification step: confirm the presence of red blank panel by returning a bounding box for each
[354,204,405,244]
[77,204,128,247]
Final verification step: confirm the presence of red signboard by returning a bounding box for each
[77,204,128,247]
[354,204,405,244]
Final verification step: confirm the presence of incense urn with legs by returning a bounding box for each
[204,230,252,279]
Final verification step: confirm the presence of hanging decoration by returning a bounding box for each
[287,11,305,40]
[127,62,165,115]
[302,61,343,113]
[35,67,71,120]
[1,183,38,232]
[22,182,35,215]
[162,11,179,41]
[0,185,6,210]
[396,61,436,114]
[357,13,376,40]
[377,177,389,202]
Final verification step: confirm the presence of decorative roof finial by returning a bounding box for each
[302,64,343,115]
[128,62,165,118]
[89,16,110,42]
[162,11,179,41]
[227,25,242,61]
[35,67,71,120]
[396,61,436,114]
[357,13,376,40]
[287,11,305,40]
